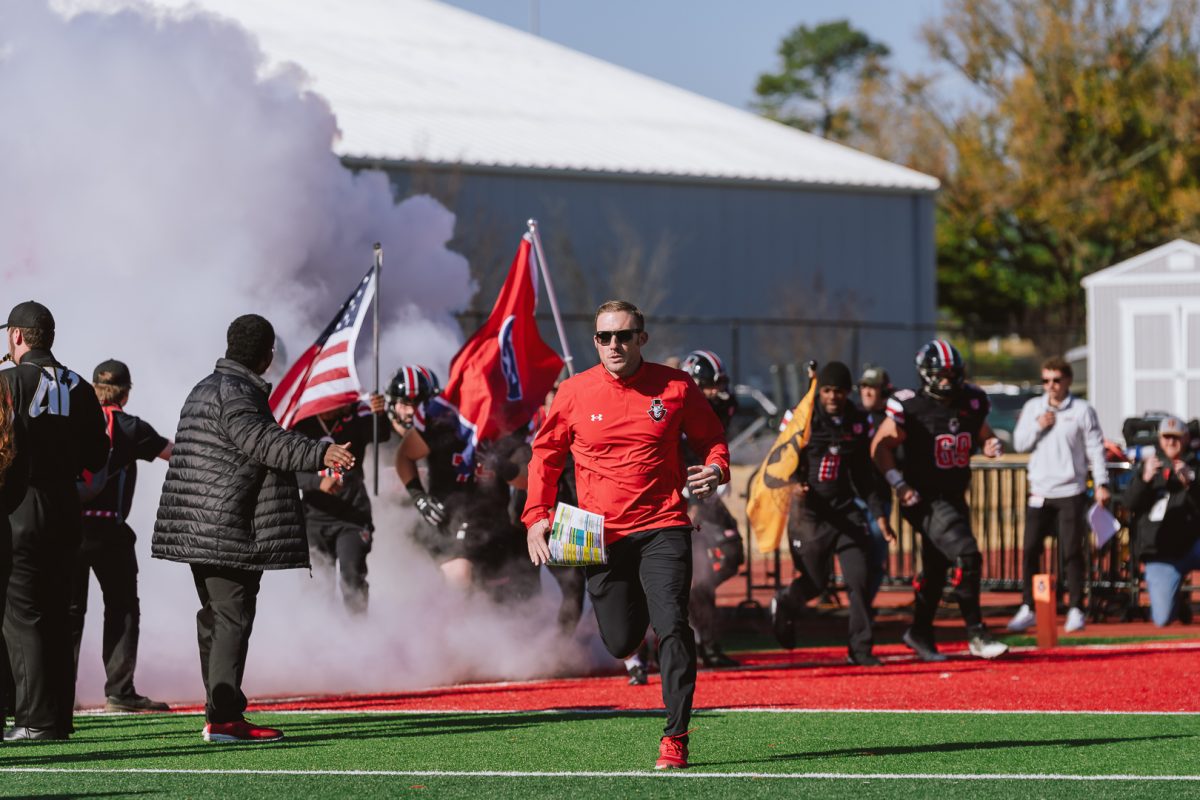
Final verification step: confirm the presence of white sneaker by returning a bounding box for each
[1006,604,1036,632]
[967,627,1009,659]
[1064,607,1086,633]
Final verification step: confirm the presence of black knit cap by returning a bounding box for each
[816,361,853,391]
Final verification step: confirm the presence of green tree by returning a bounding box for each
[927,0,1200,347]
[755,20,891,139]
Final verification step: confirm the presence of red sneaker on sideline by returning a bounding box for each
[655,733,689,770]
[202,720,284,743]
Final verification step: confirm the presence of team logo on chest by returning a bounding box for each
[948,417,960,433]
[648,398,667,422]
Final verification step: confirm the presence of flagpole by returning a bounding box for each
[372,242,383,496]
[526,219,575,377]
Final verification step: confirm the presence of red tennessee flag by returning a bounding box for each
[269,268,375,428]
[430,234,563,452]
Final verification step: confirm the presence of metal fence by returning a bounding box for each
[454,311,1084,390]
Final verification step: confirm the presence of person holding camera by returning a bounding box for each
[1125,415,1200,627]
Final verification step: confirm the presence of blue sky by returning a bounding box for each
[442,0,946,109]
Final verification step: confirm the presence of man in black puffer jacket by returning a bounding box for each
[153,315,354,744]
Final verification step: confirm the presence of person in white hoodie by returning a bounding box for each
[1007,356,1110,634]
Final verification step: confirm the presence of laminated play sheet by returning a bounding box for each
[548,502,606,566]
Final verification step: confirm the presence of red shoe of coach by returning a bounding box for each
[655,733,689,770]
[203,719,284,743]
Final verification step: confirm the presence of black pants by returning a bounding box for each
[68,520,142,700]
[0,513,10,725]
[191,564,262,724]
[586,527,695,738]
[900,496,983,638]
[307,521,370,614]
[786,505,876,657]
[4,487,80,733]
[1021,493,1087,610]
[690,499,742,648]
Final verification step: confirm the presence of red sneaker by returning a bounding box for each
[655,733,689,770]
[202,719,284,743]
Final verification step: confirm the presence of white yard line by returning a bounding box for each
[75,707,1200,717]
[1,767,1198,782]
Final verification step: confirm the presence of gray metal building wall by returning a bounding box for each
[375,163,937,391]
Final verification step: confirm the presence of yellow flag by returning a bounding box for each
[746,376,817,554]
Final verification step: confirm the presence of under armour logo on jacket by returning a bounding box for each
[590,414,603,421]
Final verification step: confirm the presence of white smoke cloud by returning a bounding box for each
[0,0,597,706]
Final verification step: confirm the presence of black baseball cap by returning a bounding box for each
[94,359,132,388]
[3,300,54,332]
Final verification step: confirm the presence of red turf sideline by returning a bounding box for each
[145,640,1200,716]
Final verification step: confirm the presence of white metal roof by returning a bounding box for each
[72,0,939,192]
[1082,239,1200,287]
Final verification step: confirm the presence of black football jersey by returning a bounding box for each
[885,384,990,497]
[797,403,887,519]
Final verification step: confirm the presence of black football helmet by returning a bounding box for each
[915,339,965,399]
[681,350,728,389]
[385,365,440,421]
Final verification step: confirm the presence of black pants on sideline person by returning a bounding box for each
[68,521,143,701]
[586,527,696,738]
[1021,494,1087,611]
[901,496,984,636]
[307,522,370,614]
[785,507,876,658]
[0,514,11,725]
[5,487,81,735]
[191,564,262,724]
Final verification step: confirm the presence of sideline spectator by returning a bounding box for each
[1124,416,1200,627]
[0,381,28,739]
[1007,356,1109,634]
[1,301,109,742]
[152,314,353,743]
[69,359,173,714]
[524,300,729,771]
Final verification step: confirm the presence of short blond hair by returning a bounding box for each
[594,300,644,330]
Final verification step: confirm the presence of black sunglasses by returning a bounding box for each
[1042,376,1065,385]
[594,329,641,345]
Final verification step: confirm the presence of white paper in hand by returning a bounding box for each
[1089,502,1121,549]
[548,502,607,566]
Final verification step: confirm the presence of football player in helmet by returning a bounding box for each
[385,365,440,433]
[871,340,1009,661]
[392,365,532,596]
[680,350,743,669]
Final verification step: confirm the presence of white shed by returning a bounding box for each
[1083,239,1200,440]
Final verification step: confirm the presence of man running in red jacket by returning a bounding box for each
[524,300,729,771]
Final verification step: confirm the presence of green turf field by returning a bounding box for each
[1,710,1197,799]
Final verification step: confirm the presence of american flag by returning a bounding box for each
[269,268,376,429]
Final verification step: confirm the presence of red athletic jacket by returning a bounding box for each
[522,361,730,543]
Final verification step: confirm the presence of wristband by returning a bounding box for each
[404,478,425,498]
[707,463,724,484]
[885,468,906,489]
